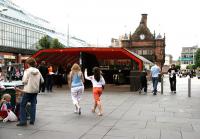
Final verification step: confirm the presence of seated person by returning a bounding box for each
[0,94,17,122]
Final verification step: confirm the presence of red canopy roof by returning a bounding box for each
[32,47,143,71]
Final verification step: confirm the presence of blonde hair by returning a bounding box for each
[2,94,11,100]
[71,63,81,72]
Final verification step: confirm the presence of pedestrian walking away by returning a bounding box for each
[150,62,161,95]
[68,63,84,115]
[15,58,44,126]
[168,64,178,93]
[84,67,105,116]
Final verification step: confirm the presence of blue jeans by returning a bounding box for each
[152,77,159,93]
[19,93,37,124]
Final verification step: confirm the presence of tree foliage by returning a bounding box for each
[37,35,51,49]
[195,48,200,68]
[37,35,64,50]
[175,65,181,70]
[50,39,64,48]
[186,64,196,69]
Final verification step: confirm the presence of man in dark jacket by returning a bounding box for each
[168,64,178,93]
[38,61,48,92]
[139,69,148,94]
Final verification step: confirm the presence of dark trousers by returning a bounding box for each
[40,77,46,92]
[46,75,53,92]
[152,77,159,93]
[169,78,176,91]
[19,93,37,124]
[140,80,147,92]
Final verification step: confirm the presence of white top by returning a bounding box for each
[22,67,44,93]
[150,65,160,77]
[84,70,105,88]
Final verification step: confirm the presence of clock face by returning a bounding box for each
[140,34,145,40]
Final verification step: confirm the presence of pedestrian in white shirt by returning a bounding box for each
[16,58,44,126]
[84,67,105,116]
[150,62,161,95]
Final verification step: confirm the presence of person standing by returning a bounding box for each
[84,67,105,116]
[168,64,178,93]
[68,63,84,115]
[38,61,48,93]
[150,62,161,95]
[139,69,148,94]
[16,58,44,126]
[46,65,54,92]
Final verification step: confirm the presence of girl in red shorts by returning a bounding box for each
[84,67,105,116]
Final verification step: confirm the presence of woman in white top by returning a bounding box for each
[84,67,105,116]
[68,63,84,115]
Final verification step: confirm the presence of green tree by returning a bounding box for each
[186,64,196,69]
[175,65,181,70]
[37,35,51,50]
[195,48,200,68]
[50,38,64,48]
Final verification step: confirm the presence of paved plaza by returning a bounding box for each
[0,76,200,139]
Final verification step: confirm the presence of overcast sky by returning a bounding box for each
[13,0,200,60]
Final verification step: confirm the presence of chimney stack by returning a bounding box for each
[140,14,147,26]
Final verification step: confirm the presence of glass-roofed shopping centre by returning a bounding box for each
[0,0,87,65]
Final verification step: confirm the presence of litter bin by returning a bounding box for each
[129,71,142,91]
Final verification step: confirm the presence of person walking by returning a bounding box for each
[168,64,178,93]
[16,58,44,126]
[84,67,105,116]
[68,63,84,115]
[139,69,148,94]
[46,65,54,92]
[38,61,48,93]
[150,62,161,95]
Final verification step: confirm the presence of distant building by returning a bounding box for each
[120,14,166,68]
[164,54,173,66]
[111,38,120,47]
[179,45,198,69]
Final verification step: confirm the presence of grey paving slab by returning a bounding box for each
[160,130,182,139]
[114,120,147,129]
[0,76,200,139]
[106,128,160,139]
[26,130,81,139]
[182,131,200,139]
[103,135,133,139]
[86,126,112,135]
[0,128,37,139]
[80,134,104,139]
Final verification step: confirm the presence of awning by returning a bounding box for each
[32,47,152,71]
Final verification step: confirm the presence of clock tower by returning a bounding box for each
[121,14,166,68]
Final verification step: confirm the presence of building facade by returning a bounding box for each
[0,0,87,65]
[179,45,198,69]
[121,14,166,68]
[164,54,173,66]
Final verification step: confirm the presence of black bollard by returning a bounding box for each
[161,77,163,95]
